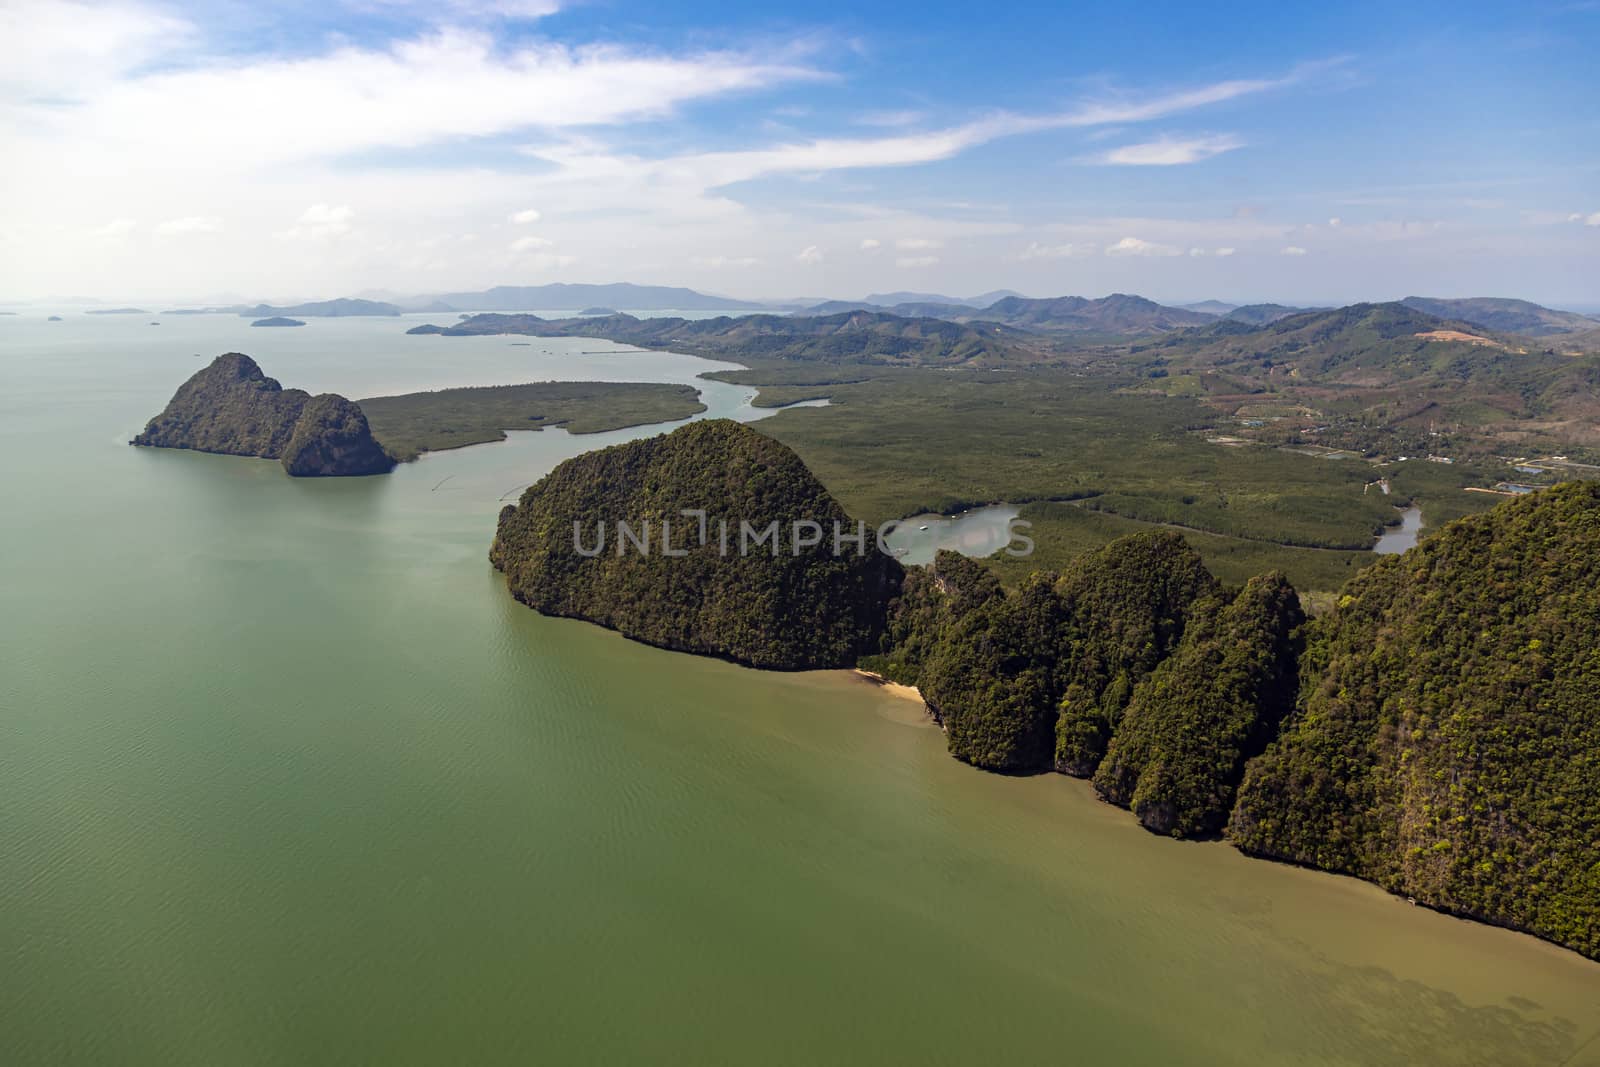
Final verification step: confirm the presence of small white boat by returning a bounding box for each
[918,524,930,531]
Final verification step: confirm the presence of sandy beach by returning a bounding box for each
[852,668,925,704]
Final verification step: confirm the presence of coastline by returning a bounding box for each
[852,668,925,705]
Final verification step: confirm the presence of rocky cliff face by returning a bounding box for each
[133,353,309,457]
[280,394,394,477]
[132,353,393,477]
[1092,572,1304,837]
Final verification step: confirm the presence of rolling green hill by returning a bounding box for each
[409,310,1052,366]
[1143,302,1540,379]
[978,293,1216,335]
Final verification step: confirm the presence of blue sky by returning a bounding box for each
[4,0,1597,305]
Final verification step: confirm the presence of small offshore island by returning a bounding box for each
[250,316,305,328]
[497,417,1600,963]
[132,353,394,477]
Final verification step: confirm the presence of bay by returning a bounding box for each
[2,312,1598,1066]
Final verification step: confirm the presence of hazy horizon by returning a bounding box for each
[8,282,1599,317]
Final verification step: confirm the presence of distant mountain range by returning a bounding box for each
[407,309,1052,366]
[1141,300,1600,448]
[1223,303,1324,326]
[75,285,1599,339]
[1399,296,1600,336]
[1179,300,1238,316]
[396,297,1600,449]
[241,298,401,318]
[1150,302,1511,373]
[803,293,1220,336]
[978,294,1217,335]
[1146,302,1563,400]
[418,283,768,312]
[860,290,1023,308]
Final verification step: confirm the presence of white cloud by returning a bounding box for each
[510,235,554,251]
[896,256,939,268]
[515,251,576,270]
[0,0,194,98]
[1214,247,1237,256]
[1105,236,1183,257]
[1061,61,1337,126]
[1018,241,1095,260]
[1094,134,1243,166]
[280,204,354,241]
[1281,245,1309,256]
[154,216,222,235]
[896,237,942,250]
[91,218,138,238]
[8,25,823,177]
[444,0,563,16]
[690,255,761,268]
[0,19,1354,299]
[564,65,1332,197]
[855,109,927,128]
[363,0,563,17]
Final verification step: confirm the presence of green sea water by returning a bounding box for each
[3,312,1599,1066]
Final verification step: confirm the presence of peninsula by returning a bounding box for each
[490,411,1600,960]
[359,381,707,460]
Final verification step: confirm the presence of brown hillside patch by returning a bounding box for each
[1414,329,1516,351]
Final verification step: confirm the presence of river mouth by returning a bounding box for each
[881,504,1022,565]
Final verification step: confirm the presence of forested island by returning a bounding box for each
[132,353,394,476]
[491,420,902,669]
[251,316,305,327]
[492,411,1600,961]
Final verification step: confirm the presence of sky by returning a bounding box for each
[3,0,1598,306]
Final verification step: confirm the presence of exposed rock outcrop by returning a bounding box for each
[132,353,393,477]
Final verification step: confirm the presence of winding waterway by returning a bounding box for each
[1373,505,1425,554]
[2,312,1598,1065]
